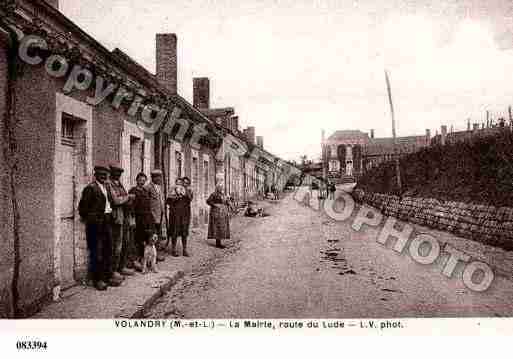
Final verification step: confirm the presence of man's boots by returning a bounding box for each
[182,237,190,257]
[171,238,179,257]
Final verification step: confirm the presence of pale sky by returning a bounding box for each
[60,0,513,162]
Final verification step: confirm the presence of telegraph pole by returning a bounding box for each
[322,129,328,198]
[384,70,402,193]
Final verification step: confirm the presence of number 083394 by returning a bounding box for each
[16,341,48,350]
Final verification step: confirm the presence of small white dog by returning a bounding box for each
[142,234,158,274]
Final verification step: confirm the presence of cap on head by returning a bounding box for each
[150,169,163,177]
[94,166,110,175]
[109,165,124,176]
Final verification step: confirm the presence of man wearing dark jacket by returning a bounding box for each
[78,166,122,290]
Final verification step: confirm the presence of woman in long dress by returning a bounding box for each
[167,177,193,257]
[206,183,231,248]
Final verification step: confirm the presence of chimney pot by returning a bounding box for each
[257,136,264,149]
[245,127,255,145]
[231,116,239,133]
[441,125,447,146]
[156,33,177,94]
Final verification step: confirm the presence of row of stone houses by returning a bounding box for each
[0,0,300,317]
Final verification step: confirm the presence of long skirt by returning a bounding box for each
[207,205,230,239]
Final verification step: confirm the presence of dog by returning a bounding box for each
[142,234,158,274]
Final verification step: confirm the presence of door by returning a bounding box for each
[192,157,199,226]
[130,136,143,187]
[57,115,77,289]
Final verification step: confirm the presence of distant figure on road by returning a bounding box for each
[271,184,278,200]
[207,184,231,249]
[329,182,336,200]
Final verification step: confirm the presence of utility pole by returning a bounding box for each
[384,70,402,193]
[321,129,327,198]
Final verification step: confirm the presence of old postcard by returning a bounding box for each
[1,0,513,354]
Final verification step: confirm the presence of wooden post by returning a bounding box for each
[321,129,327,197]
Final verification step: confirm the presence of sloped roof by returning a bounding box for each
[364,135,428,156]
[328,130,369,141]
[201,108,235,118]
[111,48,216,129]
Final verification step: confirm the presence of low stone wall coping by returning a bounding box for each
[352,188,513,250]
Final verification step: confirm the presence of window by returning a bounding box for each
[61,113,76,146]
[130,136,143,187]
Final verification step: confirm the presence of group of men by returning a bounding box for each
[78,165,167,291]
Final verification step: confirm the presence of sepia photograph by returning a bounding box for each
[2,1,513,346]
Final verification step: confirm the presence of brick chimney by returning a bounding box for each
[156,34,177,94]
[441,125,447,146]
[45,0,59,9]
[193,77,210,109]
[230,116,239,133]
[244,127,255,145]
[257,136,264,149]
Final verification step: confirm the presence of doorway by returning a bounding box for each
[56,113,87,289]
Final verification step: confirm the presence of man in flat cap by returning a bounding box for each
[78,166,119,290]
[107,165,136,282]
[146,169,167,262]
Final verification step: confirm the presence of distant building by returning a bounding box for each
[324,129,430,179]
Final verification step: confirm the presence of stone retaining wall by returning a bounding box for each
[352,189,513,251]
